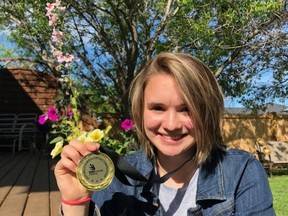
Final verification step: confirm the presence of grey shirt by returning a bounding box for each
[154,168,199,216]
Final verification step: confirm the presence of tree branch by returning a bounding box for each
[214,9,283,77]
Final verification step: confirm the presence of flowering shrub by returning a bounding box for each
[39,110,135,158]
[46,0,75,67]
[40,1,137,158]
[38,105,113,158]
[101,119,137,155]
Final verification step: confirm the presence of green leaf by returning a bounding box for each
[50,136,64,144]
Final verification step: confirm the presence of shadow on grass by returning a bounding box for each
[272,167,288,176]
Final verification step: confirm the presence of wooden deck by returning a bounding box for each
[0,151,61,216]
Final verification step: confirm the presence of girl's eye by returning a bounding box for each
[181,107,190,113]
[146,103,165,112]
[152,105,164,111]
[183,107,189,112]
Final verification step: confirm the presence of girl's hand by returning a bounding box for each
[54,139,99,201]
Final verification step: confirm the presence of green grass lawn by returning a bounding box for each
[269,168,288,216]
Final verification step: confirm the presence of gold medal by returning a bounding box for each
[76,152,115,191]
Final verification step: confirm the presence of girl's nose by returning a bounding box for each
[162,111,182,131]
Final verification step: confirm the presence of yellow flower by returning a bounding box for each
[72,127,81,138]
[104,125,112,135]
[77,131,88,143]
[50,140,64,159]
[66,134,73,142]
[85,129,104,143]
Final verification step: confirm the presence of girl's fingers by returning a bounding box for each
[68,139,100,156]
[61,144,83,165]
[85,142,100,152]
[59,140,101,172]
[59,156,78,173]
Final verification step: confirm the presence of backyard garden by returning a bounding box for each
[0,1,287,215]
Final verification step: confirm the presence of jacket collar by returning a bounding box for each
[196,150,227,202]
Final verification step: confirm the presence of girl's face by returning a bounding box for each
[143,74,196,159]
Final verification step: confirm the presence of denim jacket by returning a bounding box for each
[92,148,275,216]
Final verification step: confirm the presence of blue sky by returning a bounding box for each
[0,32,16,50]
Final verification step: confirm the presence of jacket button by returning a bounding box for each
[194,210,203,216]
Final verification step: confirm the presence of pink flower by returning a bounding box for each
[52,28,63,38]
[67,109,74,116]
[52,29,64,44]
[52,50,62,57]
[48,14,58,26]
[38,114,48,125]
[55,0,61,7]
[121,119,134,131]
[46,10,52,17]
[64,54,75,62]
[58,6,66,11]
[47,107,58,121]
[46,1,65,16]
[46,3,56,13]
[64,63,71,68]
[57,54,75,63]
[56,54,65,62]
[52,35,62,44]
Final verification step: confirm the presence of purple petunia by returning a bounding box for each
[121,119,134,131]
[38,114,48,125]
[47,107,58,121]
[38,107,59,125]
[67,109,74,116]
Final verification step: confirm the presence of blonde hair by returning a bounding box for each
[129,52,225,165]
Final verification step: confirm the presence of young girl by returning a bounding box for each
[55,53,275,215]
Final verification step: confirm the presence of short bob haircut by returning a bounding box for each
[129,52,225,165]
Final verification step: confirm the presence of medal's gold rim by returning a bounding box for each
[76,152,115,191]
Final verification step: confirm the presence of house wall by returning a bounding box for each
[0,68,57,114]
[0,68,97,130]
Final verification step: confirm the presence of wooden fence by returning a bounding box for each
[222,113,288,162]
